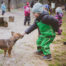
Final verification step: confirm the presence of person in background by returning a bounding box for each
[51,2,55,13]
[22,3,59,60]
[24,2,30,26]
[1,1,6,15]
[30,0,34,8]
[55,5,63,35]
[65,3,66,11]
[43,4,50,14]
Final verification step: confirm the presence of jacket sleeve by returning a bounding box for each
[41,15,59,32]
[25,21,38,34]
[58,14,63,19]
[57,13,63,19]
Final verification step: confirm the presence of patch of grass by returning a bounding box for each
[49,63,55,66]
[54,46,61,49]
[0,64,3,66]
[54,56,61,61]
[49,61,62,66]
[61,51,66,55]
[62,39,66,42]
[55,61,62,66]
[54,50,59,53]
[62,63,66,66]
[55,54,62,57]
[53,41,58,44]
[0,50,4,54]
[62,32,66,36]
[54,51,66,61]
[53,40,62,44]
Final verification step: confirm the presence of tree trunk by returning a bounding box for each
[8,0,11,11]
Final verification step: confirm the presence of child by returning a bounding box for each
[22,3,59,60]
[24,2,30,26]
[43,4,50,14]
[55,6,63,35]
[1,1,6,15]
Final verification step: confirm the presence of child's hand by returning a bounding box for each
[22,32,26,37]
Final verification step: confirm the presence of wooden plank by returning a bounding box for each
[0,17,8,27]
[9,16,14,22]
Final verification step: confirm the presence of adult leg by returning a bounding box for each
[24,16,27,25]
[2,11,5,15]
[28,16,30,26]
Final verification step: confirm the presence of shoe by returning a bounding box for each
[35,51,43,55]
[63,42,66,45]
[28,24,30,26]
[43,54,52,61]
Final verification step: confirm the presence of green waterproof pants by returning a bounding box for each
[37,35,55,55]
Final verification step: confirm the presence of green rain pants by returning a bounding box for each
[37,35,55,55]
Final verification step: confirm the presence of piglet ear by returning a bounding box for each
[11,32,14,36]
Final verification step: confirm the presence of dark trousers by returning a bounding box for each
[65,4,66,11]
[24,16,30,25]
[65,6,66,11]
[58,24,62,35]
[2,11,5,15]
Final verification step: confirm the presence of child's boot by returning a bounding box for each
[43,54,52,61]
[58,29,62,35]
[35,51,43,55]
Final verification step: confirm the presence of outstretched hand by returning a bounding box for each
[22,32,26,37]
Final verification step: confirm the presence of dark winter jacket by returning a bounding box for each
[25,11,59,34]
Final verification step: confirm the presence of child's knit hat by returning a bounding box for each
[27,2,29,5]
[55,7,63,14]
[32,3,43,13]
